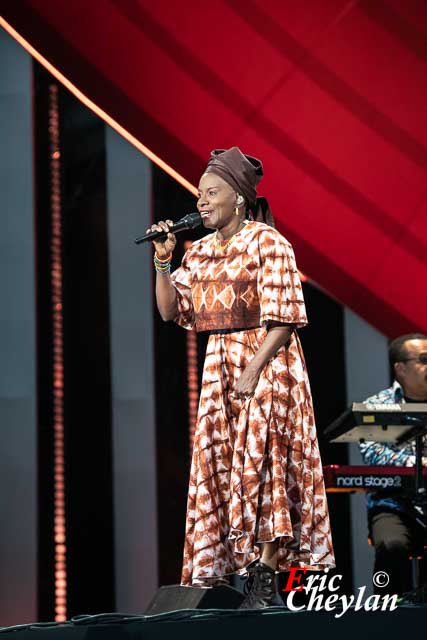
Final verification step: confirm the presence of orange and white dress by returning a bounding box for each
[171,221,335,586]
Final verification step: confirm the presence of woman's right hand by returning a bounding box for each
[146,219,177,258]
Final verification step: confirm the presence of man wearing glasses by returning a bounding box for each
[359,333,427,595]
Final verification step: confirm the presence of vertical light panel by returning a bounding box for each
[0,27,37,626]
[0,23,37,627]
[106,127,158,611]
[48,84,67,623]
[184,241,199,456]
[187,330,199,455]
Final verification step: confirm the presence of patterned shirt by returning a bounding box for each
[359,381,427,517]
[171,221,307,332]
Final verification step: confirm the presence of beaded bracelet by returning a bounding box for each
[154,252,172,274]
[154,262,170,274]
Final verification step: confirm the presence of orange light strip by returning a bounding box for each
[187,330,199,457]
[184,241,199,457]
[48,84,67,623]
[0,16,197,197]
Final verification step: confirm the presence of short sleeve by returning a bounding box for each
[170,250,195,330]
[257,229,307,328]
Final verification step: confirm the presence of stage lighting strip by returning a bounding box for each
[48,84,67,623]
[0,16,197,198]
[184,241,199,457]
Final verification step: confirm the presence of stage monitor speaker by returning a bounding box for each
[145,584,245,614]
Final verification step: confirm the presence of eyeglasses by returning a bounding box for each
[399,354,427,365]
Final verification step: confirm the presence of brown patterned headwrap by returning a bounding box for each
[204,147,275,227]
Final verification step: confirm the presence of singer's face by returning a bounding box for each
[197,173,237,230]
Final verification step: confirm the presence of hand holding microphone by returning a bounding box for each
[134,211,203,247]
[145,219,177,259]
[134,211,205,273]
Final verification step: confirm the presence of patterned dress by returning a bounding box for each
[171,221,335,586]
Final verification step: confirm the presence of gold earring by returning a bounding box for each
[235,206,239,216]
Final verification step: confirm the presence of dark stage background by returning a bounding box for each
[34,64,115,619]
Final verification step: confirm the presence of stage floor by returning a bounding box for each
[0,605,425,640]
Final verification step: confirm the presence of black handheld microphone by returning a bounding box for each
[134,212,203,244]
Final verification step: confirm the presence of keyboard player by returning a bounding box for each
[359,333,427,595]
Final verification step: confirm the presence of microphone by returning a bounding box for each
[134,212,204,244]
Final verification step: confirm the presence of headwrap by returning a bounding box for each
[204,147,275,227]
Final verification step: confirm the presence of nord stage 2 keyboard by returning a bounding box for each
[323,464,427,492]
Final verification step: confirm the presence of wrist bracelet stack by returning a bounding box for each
[154,252,172,274]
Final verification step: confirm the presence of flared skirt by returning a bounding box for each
[181,328,335,586]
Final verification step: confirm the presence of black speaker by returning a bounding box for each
[145,584,245,614]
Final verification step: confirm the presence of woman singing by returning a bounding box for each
[148,147,335,608]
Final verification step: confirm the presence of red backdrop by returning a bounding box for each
[2,0,426,337]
